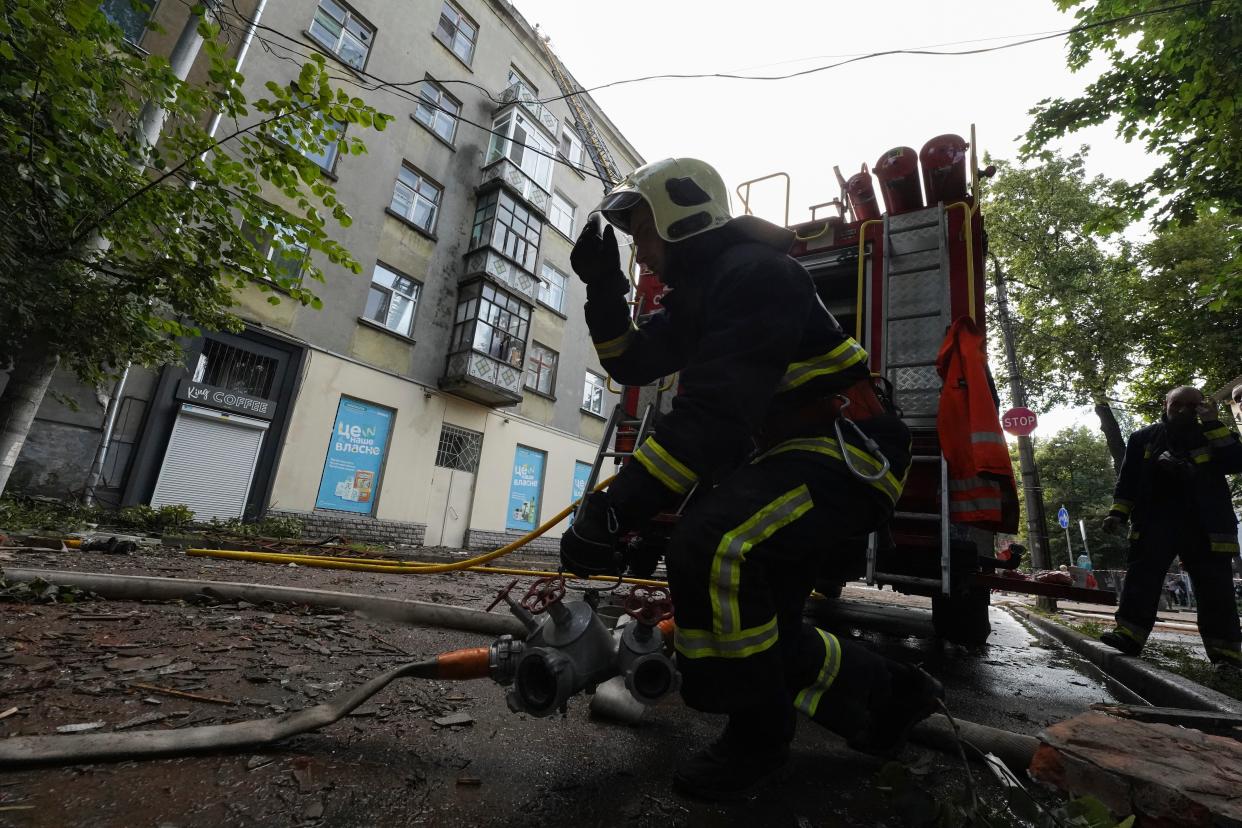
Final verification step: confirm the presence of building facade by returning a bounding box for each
[8,0,644,551]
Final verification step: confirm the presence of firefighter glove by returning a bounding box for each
[571,215,629,296]
[560,490,625,577]
[1101,515,1127,536]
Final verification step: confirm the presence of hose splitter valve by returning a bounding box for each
[485,577,679,717]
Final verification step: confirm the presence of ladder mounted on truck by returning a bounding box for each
[534,31,622,189]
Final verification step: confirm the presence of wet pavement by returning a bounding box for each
[0,546,1126,826]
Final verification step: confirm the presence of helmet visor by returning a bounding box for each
[597,189,644,233]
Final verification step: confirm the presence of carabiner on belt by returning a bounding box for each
[833,395,891,483]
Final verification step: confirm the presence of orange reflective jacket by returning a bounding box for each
[936,317,1019,532]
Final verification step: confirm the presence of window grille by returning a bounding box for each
[434,424,482,472]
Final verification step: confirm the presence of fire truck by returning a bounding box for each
[578,128,1104,646]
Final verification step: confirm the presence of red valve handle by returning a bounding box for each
[486,578,520,613]
[623,585,673,625]
[520,576,566,614]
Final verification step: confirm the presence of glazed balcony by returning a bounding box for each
[478,155,551,218]
[497,80,558,140]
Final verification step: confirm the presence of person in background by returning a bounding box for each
[1100,386,1242,671]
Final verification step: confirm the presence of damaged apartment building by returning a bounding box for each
[5,0,643,551]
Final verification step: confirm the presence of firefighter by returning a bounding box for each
[559,158,943,800]
[1100,386,1242,670]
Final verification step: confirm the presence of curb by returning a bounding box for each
[1007,605,1242,714]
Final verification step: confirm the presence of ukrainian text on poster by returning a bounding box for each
[315,398,393,514]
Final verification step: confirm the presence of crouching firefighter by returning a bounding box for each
[559,158,944,800]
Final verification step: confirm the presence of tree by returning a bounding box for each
[0,1,392,494]
[1033,426,1129,570]
[1024,0,1242,227]
[1128,213,1242,408]
[984,151,1139,470]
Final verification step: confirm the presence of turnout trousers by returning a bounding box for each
[666,436,908,743]
[1114,508,1242,666]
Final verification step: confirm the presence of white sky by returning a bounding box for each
[516,0,1159,439]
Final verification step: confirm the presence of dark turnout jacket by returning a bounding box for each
[585,216,911,524]
[1108,418,1242,554]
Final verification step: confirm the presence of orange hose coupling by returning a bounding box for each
[433,647,494,680]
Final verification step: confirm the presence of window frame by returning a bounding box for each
[486,111,555,192]
[469,189,543,273]
[101,0,158,44]
[558,126,584,170]
[523,341,559,397]
[538,261,567,314]
[241,218,309,286]
[549,191,576,238]
[362,262,422,339]
[389,163,444,236]
[276,118,346,174]
[506,66,537,94]
[449,280,532,370]
[413,77,461,145]
[307,0,375,71]
[433,0,478,67]
[582,370,606,416]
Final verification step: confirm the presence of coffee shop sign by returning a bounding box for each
[176,379,275,419]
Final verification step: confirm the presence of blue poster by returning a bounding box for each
[506,445,546,532]
[315,397,394,514]
[569,462,592,526]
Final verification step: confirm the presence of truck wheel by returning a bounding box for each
[932,587,992,647]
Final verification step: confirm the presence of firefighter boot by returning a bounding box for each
[847,663,944,758]
[1100,629,1143,657]
[672,704,793,801]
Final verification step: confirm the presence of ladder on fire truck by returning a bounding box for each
[534,31,622,188]
[867,205,957,597]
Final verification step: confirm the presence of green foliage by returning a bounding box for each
[0,0,392,388]
[207,514,303,539]
[1033,426,1129,569]
[984,151,1138,464]
[1127,214,1242,406]
[1024,0,1242,229]
[113,503,195,532]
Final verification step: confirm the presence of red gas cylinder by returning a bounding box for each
[920,134,969,205]
[845,170,880,222]
[874,146,924,215]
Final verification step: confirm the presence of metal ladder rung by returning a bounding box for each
[887,311,943,323]
[889,263,942,277]
[887,360,939,369]
[888,219,940,233]
[893,511,941,522]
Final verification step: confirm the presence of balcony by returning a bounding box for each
[441,350,524,406]
[497,80,558,139]
[462,249,540,305]
[479,155,551,218]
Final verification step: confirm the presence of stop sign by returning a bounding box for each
[1001,407,1038,437]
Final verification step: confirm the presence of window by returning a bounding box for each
[414,79,460,144]
[559,127,584,168]
[390,165,442,234]
[583,371,606,416]
[486,112,555,191]
[434,423,482,472]
[507,66,536,94]
[101,0,154,43]
[538,262,567,313]
[449,281,531,368]
[549,192,576,238]
[241,219,308,283]
[434,1,477,65]
[470,190,543,273]
[363,263,420,337]
[524,342,558,396]
[277,119,344,172]
[308,0,373,70]
[192,340,278,397]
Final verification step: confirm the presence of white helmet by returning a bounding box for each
[598,158,732,242]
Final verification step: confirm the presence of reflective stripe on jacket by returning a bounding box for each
[935,317,1019,532]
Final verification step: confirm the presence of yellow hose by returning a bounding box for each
[186,474,633,576]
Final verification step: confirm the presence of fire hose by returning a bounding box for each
[0,577,682,769]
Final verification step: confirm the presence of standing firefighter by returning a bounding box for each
[1101,386,1242,669]
[559,158,943,799]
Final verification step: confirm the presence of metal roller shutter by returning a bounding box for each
[150,405,267,522]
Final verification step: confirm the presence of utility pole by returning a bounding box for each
[991,255,1054,607]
